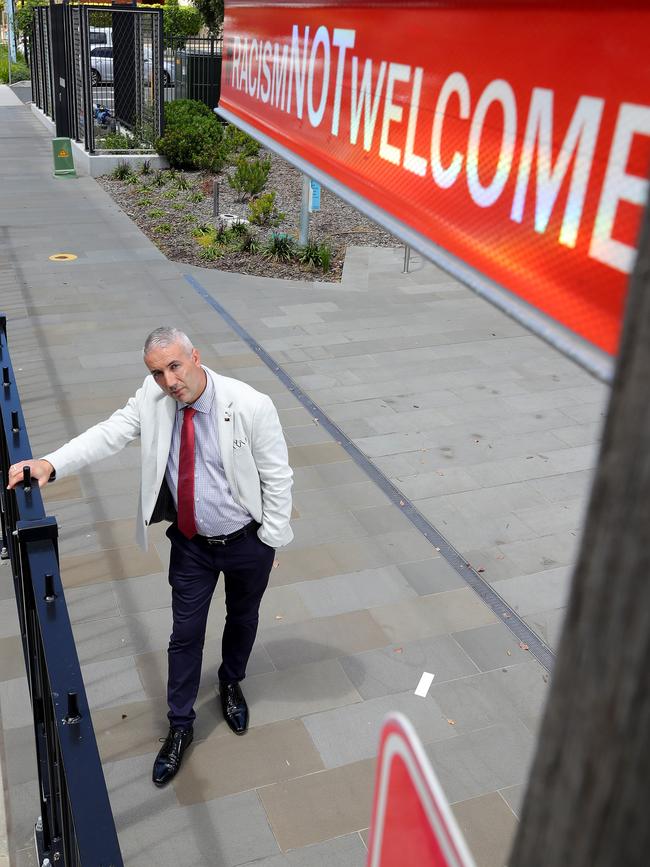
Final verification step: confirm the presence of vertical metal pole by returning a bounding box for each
[300,174,310,246]
[403,245,411,273]
[213,181,220,220]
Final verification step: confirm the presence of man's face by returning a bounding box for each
[144,341,206,404]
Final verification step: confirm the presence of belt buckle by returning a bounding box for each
[207,536,227,546]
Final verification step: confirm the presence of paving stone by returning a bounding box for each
[0,677,31,729]
[370,588,498,644]
[261,610,389,670]
[60,545,164,588]
[64,582,121,624]
[134,636,275,702]
[237,832,367,866]
[81,655,148,710]
[106,753,280,867]
[339,634,478,699]
[498,783,527,818]
[234,658,362,728]
[173,718,324,804]
[72,607,174,665]
[304,690,457,768]
[430,663,549,734]
[2,726,38,787]
[292,482,388,516]
[425,721,535,804]
[491,566,572,617]
[524,607,567,651]
[452,623,532,672]
[288,513,368,548]
[294,566,416,618]
[0,600,21,640]
[451,792,518,867]
[397,558,465,594]
[0,636,26,682]
[258,758,376,851]
[110,571,170,615]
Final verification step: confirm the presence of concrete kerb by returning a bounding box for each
[29,104,169,178]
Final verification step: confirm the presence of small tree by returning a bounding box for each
[163,0,202,48]
[193,0,224,36]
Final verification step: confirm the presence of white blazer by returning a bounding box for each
[43,367,294,550]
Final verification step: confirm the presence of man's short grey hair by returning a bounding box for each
[143,327,194,357]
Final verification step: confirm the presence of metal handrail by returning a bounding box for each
[0,315,123,867]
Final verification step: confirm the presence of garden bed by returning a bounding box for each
[97,143,400,282]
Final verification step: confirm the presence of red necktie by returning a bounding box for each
[177,407,198,539]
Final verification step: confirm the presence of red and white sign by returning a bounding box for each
[219,1,650,373]
[367,714,476,867]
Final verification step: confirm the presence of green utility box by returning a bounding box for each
[52,137,76,178]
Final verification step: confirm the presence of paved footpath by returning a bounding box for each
[0,87,608,866]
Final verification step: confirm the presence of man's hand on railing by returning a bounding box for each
[6,459,55,490]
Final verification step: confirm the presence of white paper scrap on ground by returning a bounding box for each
[414,671,435,697]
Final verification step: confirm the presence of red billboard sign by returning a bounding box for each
[218,1,650,377]
[367,714,476,867]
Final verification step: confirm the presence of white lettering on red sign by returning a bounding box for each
[230,25,649,277]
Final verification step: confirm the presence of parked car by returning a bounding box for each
[88,27,112,47]
[89,46,174,87]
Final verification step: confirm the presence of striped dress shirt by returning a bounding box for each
[165,370,252,536]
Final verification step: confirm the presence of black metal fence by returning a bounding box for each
[31,2,165,153]
[0,316,123,867]
[168,36,223,108]
[30,8,222,154]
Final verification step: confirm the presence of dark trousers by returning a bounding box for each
[165,523,275,729]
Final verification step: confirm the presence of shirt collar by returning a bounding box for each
[179,367,213,415]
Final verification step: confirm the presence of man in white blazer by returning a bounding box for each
[8,327,293,786]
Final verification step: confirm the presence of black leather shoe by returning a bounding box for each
[220,682,249,735]
[152,726,193,787]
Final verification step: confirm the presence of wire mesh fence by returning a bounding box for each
[87,7,164,152]
[30,11,222,154]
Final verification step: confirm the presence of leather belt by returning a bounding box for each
[197,520,259,546]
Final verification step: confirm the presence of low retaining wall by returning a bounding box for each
[30,104,169,177]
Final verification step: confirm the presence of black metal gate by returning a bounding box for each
[30,2,165,153]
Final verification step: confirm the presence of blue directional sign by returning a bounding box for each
[309,179,321,212]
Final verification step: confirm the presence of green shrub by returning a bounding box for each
[171,202,186,211]
[140,159,152,175]
[148,208,166,218]
[296,240,321,269]
[157,99,226,170]
[192,223,214,238]
[154,223,172,234]
[228,157,271,199]
[239,233,262,255]
[174,174,191,191]
[319,243,332,273]
[198,244,221,261]
[0,46,30,84]
[263,232,296,264]
[137,197,153,207]
[102,131,139,150]
[224,125,260,157]
[248,191,285,227]
[183,213,198,223]
[197,144,230,174]
[162,189,177,199]
[296,240,332,272]
[151,170,167,187]
[111,161,133,181]
[187,190,204,203]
